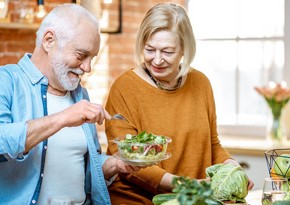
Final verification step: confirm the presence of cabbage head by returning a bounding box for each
[205,163,248,203]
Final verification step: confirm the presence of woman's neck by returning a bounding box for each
[143,67,182,91]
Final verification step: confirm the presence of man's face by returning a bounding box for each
[51,53,84,91]
[49,22,100,92]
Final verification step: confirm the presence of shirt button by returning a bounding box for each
[43,79,47,83]
[44,145,47,149]
[41,173,44,177]
[43,95,46,99]
[32,199,36,204]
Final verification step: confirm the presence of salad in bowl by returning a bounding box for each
[112,131,172,166]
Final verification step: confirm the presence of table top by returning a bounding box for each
[245,189,262,205]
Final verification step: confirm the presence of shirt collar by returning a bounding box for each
[18,53,47,85]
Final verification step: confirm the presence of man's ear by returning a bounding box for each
[42,30,56,52]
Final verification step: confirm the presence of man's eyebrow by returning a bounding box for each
[76,49,90,55]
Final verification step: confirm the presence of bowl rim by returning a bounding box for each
[111,136,172,145]
[113,152,172,166]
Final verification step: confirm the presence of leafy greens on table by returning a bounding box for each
[171,176,223,205]
[152,176,222,205]
[153,163,249,205]
[206,163,248,203]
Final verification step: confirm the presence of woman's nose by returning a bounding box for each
[153,53,164,65]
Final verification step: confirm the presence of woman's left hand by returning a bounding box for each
[247,177,254,190]
[223,158,254,190]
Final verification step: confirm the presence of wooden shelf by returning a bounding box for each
[0,22,40,30]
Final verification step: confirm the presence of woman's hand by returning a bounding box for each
[223,158,254,190]
[247,177,254,190]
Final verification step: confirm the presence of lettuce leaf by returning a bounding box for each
[206,163,248,203]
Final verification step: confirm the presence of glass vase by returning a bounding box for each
[267,112,287,146]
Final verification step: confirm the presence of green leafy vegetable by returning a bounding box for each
[124,131,167,144]
[160,199,179,205]
[206,163,248,203]
[170,176,222,205]
[283,191,290,200]
[152,193,177,205]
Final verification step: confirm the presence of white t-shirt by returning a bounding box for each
[38,92,87,205]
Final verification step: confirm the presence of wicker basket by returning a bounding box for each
[265,149,290,179]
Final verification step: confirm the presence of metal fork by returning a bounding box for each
[111,113,128,122]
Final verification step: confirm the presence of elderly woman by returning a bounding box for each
[105,3,254,205]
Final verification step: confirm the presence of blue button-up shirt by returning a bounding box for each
[0,54,111,205]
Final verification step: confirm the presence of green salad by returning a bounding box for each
[118,131,169,161]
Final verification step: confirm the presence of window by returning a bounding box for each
[187,0,290,137]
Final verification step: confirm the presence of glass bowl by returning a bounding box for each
[112,132,172,166]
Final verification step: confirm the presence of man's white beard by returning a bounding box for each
[51,55,83,91]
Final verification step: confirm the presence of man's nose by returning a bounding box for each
[80,59,91,73]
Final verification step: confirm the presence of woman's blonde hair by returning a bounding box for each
[134,3,196,78]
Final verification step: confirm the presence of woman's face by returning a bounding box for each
[143,30,183,82]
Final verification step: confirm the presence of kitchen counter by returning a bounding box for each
[220,135,290,156]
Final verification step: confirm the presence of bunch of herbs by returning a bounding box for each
[172,176,222,205]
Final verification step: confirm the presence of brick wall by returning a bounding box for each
[0,0,71,63]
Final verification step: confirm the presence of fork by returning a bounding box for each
[111,113,128,122]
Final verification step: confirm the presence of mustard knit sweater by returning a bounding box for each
[105,68,231,205]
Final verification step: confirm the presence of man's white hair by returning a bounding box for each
[35,3,99,48]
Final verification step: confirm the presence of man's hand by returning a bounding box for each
[25,100,110,153]
[115,159,141,173]
[102,157,142,180]
[60,99,111,126]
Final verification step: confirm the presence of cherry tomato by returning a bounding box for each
[155,144,163,152]
[132,145,138,151]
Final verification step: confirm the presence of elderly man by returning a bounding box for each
[0,3,138,205]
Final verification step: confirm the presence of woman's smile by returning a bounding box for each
[151,65,167,73]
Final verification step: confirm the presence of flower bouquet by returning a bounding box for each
[255,81,290,145]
